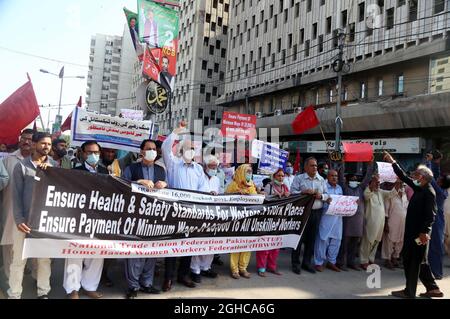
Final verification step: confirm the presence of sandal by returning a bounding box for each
[258,271,266,277]
[239,270,251,278]
[231,272,240,279]
[267,269,282,275]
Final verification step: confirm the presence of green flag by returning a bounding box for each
[138,0,179,48]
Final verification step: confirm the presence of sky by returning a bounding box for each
[0,0,136,130]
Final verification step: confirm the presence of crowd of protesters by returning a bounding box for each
[0,124,449,299]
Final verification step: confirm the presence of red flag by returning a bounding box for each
[293,149,301,174]
[291,105,320,134]
[343,143,374,162]
[0,78,40,145]
[60,96,82,132]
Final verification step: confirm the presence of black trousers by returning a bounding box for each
[402,241,439,297]
[164,257,192,280]
[291,209,322,267]
[337,236,361,267]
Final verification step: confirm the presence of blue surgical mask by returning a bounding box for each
[207,169,217,177]
[349,181,360,188]
[286,167,294,175]
[323,169,329,176]
[413,180,421,187]
[86,154,100,166]
[245,173,252,182]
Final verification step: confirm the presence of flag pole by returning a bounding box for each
[319,125,332,158]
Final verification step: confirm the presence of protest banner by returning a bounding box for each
[253,174,271,189]
[121,109,144,121]
[377,162,398,183]
[251,139,279,159]
[23,168,315,259]
[70,107,154,153]
[325,195,359,217]
[0,152,9,160]
[221,112,257,140]
[259,143,289,174]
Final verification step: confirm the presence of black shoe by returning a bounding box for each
[212,256,224,266]
[178,276,196,288]
[101,274,114,287]
[301,264,316,274]
[162,280,172,292]
[140,286,161,294]
[126,289,138,299]
[37,295,49,299]
[201,270,218,278]
[292,264,301,275]
[191,272,202,283]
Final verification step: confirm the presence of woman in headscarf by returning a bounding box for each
[226,164,257,279]
[256,168,290,277]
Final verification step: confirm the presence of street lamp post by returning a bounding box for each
[40,67,85,133]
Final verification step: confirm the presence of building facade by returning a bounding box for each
[86,26,137,116]
[153,0,230,135]
[216,0,450,170]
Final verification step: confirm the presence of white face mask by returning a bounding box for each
[207,169,218,177]
[349,181,360,188]
[183,149,196,162]
[144,150,157,162]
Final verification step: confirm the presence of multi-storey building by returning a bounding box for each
[86,26,136,116]
[217,0,450,170]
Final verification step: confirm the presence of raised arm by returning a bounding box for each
[360,162,375,189]
[383,151,416,190]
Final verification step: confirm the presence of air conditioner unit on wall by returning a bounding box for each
[256,112,263,118]
[274,109,282,116]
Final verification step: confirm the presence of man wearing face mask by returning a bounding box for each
[336,162,374,271]
[190,155,220,283]
[284,162,295,191]
[384,151,443,298]
[122,139,166,298]
[64,141,107,299]
[318,163,329,180]
[161,121,210,291]
[50,138,72,169]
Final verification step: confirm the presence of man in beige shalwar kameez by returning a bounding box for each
[360,175,397,269]
[382,179,408,269]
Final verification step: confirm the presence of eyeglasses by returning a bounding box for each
[85,151,100,155]
[275,174,285,177]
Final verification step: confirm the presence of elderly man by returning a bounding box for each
[290,157,331,274]
[314,169,342,272]
[190,155,221,283]
[384,151,443,298]
[360,175,396,270]
[161,121,210,291]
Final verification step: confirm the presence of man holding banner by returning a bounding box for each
[63,141,107,299]
[9,132,55,299]
[161,122,210,291]
[291,157,331,274]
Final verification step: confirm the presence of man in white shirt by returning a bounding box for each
[290,157,331,274]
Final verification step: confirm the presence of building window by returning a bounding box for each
[360,82,366,99]
[378,79,384,96]
[318,35,324,52]
[409,0,418,21]
[434,0,445,13]
[219,72,224,80]
[207,69,213,78]
[307,0,312,12]
[326,17,332,34]
[312,23,317,39]
[206,93,211,102]
[358,2,365,22]
[329,88,334,102]
[221,48,226,58]
[295,3,300,17]
[341,10,347,27]
[305,40,310,57]
[386,8,395,29]
[200,84,205,94]
[212,87,218,96]
[209,45,215,55]
[214,63,219,73]
[216,40,221,49]
[396,74,404,94]
[198,108,203,119]
[202,60,207,70]
[300,28,304,44]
